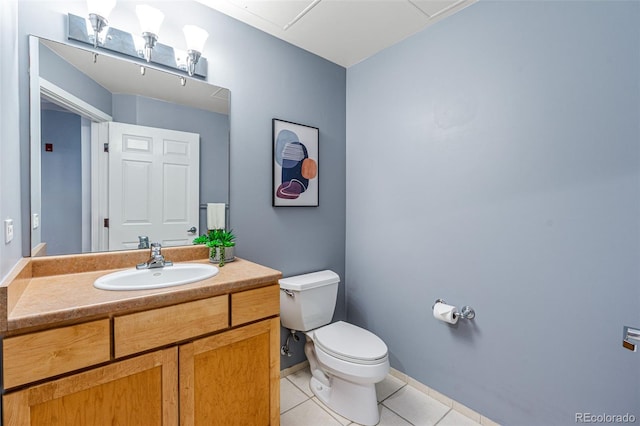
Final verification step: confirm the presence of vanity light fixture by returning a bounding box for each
[86,0,116,48]
[136,4,165,62]
[183,25,209,76]
[68,11,209,79]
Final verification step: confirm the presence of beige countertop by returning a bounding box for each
[1,246,281,335]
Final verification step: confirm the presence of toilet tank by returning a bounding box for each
[279,270,340,332]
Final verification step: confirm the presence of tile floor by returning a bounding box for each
[280,366,490,426]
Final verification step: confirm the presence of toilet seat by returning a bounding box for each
[313,321,387,365]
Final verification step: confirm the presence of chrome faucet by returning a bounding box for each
[136,243,173,270]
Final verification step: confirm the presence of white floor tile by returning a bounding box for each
[376,374,406,402]
[312,397,352,425]
[378,406,415,426]
[280,377,309,413]
[349,406,414,426]
[281,399,344,426]
[382,386,450,426]
[437,409,482,426]
[281,366,497,426]
[287,367,314,397]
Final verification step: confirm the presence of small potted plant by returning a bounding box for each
[193,229,236,266]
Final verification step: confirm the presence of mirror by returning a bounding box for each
[30,37,230,256]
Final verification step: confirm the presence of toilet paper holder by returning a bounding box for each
[433,299,476,320]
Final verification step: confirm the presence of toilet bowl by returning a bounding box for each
[279,271,390,426]
[305,321,389,425]
[309,321,389,384]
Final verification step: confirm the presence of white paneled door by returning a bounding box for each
[107,122,200,250]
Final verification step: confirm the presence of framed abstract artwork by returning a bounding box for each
[272,119,319,207]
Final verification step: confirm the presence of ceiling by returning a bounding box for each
[195,0,477,68]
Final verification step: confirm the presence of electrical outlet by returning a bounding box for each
[4,219,14,244]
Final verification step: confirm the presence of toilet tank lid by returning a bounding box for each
[279,270,340,291]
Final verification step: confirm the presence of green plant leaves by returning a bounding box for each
[192,229,236,247]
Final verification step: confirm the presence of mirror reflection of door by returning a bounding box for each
[100,122,200,251]
[40,113,200,255]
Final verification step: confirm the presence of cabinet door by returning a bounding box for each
[3,348,178,426]
[180,317,280,426]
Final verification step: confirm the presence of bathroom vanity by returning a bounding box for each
[0,246,281,425]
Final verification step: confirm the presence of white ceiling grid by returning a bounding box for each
[195,0,477,67]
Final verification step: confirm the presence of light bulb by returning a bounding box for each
[183,25,209,54]
[136,4,164,36]
[136,4,164,62]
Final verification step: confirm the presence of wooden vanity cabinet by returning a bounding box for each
[3,284,281,426]
[3,348,179,425]
[180,317,280,425]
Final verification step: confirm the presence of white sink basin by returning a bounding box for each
[94,263,219,291]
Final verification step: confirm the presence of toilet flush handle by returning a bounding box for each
[281,289,295,298]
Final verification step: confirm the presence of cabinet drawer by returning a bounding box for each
[3,319,111,389]
[231,285,280,326]
[114,295,228,358]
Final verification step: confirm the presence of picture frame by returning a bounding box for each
[272,118,319,207]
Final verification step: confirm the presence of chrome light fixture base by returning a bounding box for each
[186,49,201,76]
[141,31,158,62]
[67,13,207,78]
[88,13,108,48]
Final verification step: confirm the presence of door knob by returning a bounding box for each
[187,226,197,234]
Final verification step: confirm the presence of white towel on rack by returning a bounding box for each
[207,203,226,230]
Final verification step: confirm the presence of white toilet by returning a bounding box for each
[279,270,389,426]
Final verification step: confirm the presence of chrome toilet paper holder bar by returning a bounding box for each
[433,299,476,320]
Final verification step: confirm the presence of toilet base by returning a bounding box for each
[309,375,380,426]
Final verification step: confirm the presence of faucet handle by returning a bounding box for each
[138,236,149,249]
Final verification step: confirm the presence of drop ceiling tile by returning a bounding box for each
[284,0,431,66]
[222,0,316,28]
[196,0,478,67]
[411,0,462,18]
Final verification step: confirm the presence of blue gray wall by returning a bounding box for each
[198,2,347,367]
[346,1,640,424]
[41,109,82,255]
[15,1,346,369]
[0,0,22,280]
